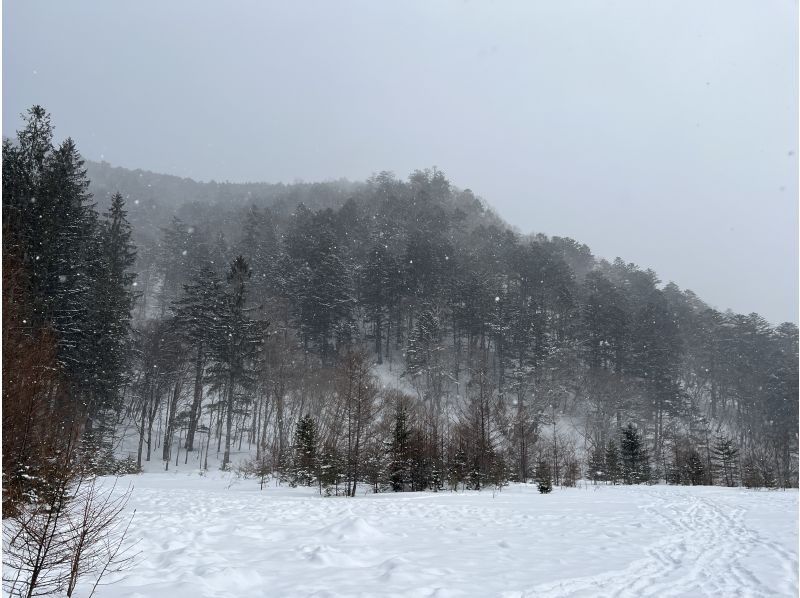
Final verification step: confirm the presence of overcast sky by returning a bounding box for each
[4,0,797,324]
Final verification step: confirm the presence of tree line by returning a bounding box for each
[128,160,795,493]
[4,107,797,519]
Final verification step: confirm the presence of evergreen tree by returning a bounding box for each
[360,241,401,364]
[2,107,125,427]
[282,207,355,361]
[291,414,319,487]
[534,458,553,494]
[448,445,468,491]
[620,424,650,484]
[741,453,764,489]
[212,256,268,469]
[172,264,226,452]
[604,439,621,485]
[92,193,137,417]
[670,440,706,486]
[388,405,412,491]
[587,442,607,483]
[239,205,279,297]
[156,217,197,314]
[711,434,739,487]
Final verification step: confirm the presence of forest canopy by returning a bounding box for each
[4,107,798,509]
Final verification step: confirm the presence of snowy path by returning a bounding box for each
[76,474,797,597]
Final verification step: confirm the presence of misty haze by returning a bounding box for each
[2,2,798,597]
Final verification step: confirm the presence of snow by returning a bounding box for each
[74,472,797,597]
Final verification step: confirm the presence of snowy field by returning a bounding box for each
[74,470,798,598]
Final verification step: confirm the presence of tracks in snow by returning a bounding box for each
[511,488,796,598]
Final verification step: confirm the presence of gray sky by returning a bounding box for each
[4,0,797,324]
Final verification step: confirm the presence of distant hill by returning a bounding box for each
[85,159,360,244]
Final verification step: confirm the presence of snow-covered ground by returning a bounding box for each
[75,470,798,598]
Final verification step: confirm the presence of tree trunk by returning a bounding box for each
[222,372,236,469]
[375,310,383,365]
[163,376,183,463]
[185,344,204,451]
[136,390,148,469]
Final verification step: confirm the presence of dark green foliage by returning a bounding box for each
[318,444,346,496]
[8,105,798,510]
[588,442,607,483]
[562,454,580,487]
[448,446,468,491]
[534,459,552,494]
[620,424,651,484]
[3,106,137,437]
[669,440,706,486]
[91,193,138,419]
[604,440,621,485]
[712,434,739,487]
[389,406,412,491]
[212,256,268,469]
[281,206,355,360]
[240,205,279,297]
[171,264,225,452]
[291,414,319,487]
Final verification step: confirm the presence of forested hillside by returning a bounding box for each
[5,107,798,516]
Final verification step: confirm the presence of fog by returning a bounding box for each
[4,0,797,323]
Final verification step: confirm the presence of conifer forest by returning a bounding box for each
[2,4,798,595]
[6,106,797,499]
[3,103,798,596]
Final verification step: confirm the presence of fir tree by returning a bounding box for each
[172,264,225,452]
[604,440,621,485]
[212,256,268,469]
[93,193,137,416]
[588,442,607,483]
[291,414,319,487]
[711,434,739,487]
[620,424,650,484]
[534,458,553,494]
[388,405,412,492]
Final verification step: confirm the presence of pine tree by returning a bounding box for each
[360,241,400,364]
[92,193,137,420]
[156,217,196,314]
[388,405,412,491]
[604,439,621,485]
[630,292,683,458]
[172,264,225,452]
[448,446,468,491]
[711,434,739,487]
[240,205,279,298]
[318,443,345,496]
[534,458,553,494]
[620,424,650,484]
[3,108,116,426]
[742,454,763,489]
[670,440,706,486]
[212,256,268,469]
[291,414,319,487]
[282,207,355,361]
[760,457,776,490]
[588,442,607,483]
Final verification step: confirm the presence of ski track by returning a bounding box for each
[70,475,797,598]
[516,488,797,597]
